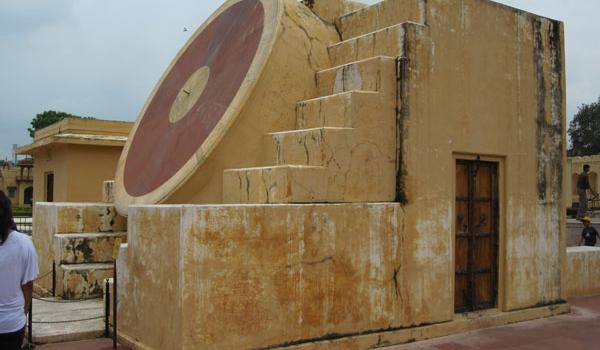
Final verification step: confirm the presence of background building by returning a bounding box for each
[17,118,132,203]
[567,155,600,208]
[0,158,33,207]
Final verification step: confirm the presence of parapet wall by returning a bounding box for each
[567,246,600,298]
[117,203,452,349]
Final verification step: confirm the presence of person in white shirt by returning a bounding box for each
[0,191,38,349]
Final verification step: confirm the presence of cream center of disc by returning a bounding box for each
[169,66,210,123]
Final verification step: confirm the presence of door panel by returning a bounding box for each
[455,159,498,313]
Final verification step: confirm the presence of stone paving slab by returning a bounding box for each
[37,338,128,349]
[31,297,105,344]
[382,296,600,350]
[33,296,600,349]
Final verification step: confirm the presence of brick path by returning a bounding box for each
[37,296,600,350]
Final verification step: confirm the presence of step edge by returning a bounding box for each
[54,232,127,238]
[269,127,355,137]
[297,90,379,105]
[224,165,326,173]
[328,22,425,49]
[317,55,396,74]
[60,263,115,270]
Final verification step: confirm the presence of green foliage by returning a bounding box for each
[27,110,96,138]
[568,97,600,157]
[12,207,32,216]
[28,110,75,138]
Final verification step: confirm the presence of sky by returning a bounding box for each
[0,0,599,160]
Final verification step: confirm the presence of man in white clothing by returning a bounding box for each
[0,191,38,350]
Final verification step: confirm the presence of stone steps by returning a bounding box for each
[268,127,355,167]
[328,22,426,67]
[316,56,397,96]
[223,165,328,204]
[35,202,127,300]
[335,0,425,40]
[223,54,397,204]
[296,91,380,129]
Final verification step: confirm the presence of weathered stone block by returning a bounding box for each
[329,23,409,66]
[118,204,453,350]
[33,203,126,294]
[61,263,114,300]
[102,180,115,203]
[54,232,127,264]
[296,91,380,129]
[223,165,328,204]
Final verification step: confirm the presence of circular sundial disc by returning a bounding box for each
[119,0,276,202]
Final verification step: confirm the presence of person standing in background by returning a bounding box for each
[577,164,597,220]
[0,191,38,350]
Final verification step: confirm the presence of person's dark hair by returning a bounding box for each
[584,164,591,171]
[0,190,14,245]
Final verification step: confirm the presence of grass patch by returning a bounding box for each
[13,207,33,216]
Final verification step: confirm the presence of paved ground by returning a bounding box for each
[383,296,600,350]
[30,296,104,344]
[36,338,127,350]
[35,296,600,349]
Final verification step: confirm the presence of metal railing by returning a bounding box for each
[14,215,32,235]
[27,260,118,348]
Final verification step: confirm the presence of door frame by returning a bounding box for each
[453,153,506,313]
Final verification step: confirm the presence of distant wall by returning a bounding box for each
[567,155,600,207]
[31,144,123,203]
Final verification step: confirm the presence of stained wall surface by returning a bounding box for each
[385,0,567,311]
[119,203,454,350]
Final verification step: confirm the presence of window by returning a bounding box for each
[7,187,16,198]
[46,173,54,202]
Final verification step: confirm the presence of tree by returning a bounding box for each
[568,97,600,157]
[28,111,76,138]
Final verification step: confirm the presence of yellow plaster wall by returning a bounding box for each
[0,165,33,207]
[31,145,69,203]
[392,0,566,312]
[566,155,600,206]
[30,144,124,203]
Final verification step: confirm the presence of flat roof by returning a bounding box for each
[17,118,133,155]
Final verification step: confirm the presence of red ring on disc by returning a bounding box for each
[124,0,264,196]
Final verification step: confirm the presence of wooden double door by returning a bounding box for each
[455,159,499,313]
